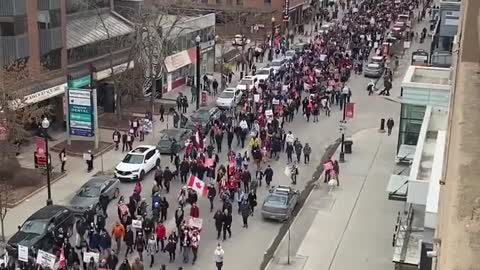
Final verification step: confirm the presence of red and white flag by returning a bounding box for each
[58,247,66,269]
[187,175,208,197]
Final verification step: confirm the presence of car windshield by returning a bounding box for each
[122,154,144,164]
[265,194,288,207]
[257,69,270,75]
[239,79,252,85]
[20,220,48,235]
[220,92,235,98]
[78,185,101,198]
[271,61,282,67]
[190,113,209,122]
[368,63,380,68]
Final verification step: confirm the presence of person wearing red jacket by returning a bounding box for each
[155,222,167,252]
[190,203,200,218]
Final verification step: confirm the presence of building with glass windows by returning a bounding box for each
[396,65,451,163]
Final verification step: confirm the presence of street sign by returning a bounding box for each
[68,88,94,137]
[283,0,290,22]
[68,75,91,89]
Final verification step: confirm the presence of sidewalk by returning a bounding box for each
[266,127,403,270]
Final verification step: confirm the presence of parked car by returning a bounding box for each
[7,205,75,256]
[115,145,160,181]
[236,76,255,92]
[216,87,243,109]
[182,107,222,135]
[285,50,296,61]
[67,176,120,214]
[269,58,286,74]
[364,62,385,78]
[254,68,272,82]
[156,128,192,154]
[261,185,299,221]
[232,34,248,46]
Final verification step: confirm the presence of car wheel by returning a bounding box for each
[155,158,160,167]
[139,170,145,181]
[113,188,120,199]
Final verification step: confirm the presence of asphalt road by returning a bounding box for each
[87,62,392,270]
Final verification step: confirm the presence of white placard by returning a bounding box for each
[83,153,92,161]
[18,245,28,262]
[272,99,280,105]
[132,219,142,229]
[265,109,273,117]
[36,250,56,269]
[254,94,260,103]
[404,41,411,49]
[83,252,100,263]
[187,217,203,229]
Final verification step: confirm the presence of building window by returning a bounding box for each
[37,9,61,29]
[40,49,61,71]
[66,0,110,15]
[264,0,271,4]
[0,17,27,36]
[237,0,244,5]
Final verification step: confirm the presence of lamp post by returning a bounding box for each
[215,35,225,91]
[339,98,346,163]
[268,16,275,61]
[195,35,201,110]
[41,117,53,205]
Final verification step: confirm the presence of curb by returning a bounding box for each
[259,139,341,270]
[8,172,67,208]
[50,142,115,158]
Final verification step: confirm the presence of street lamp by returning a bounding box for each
[339,97,347,163]
[41,117,53,205]
[195,35,201,110]
[215,35,226,91]
[269,16,275,61]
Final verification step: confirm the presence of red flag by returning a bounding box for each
[58,247,66,269]
[187,175,208,197]
[346,102,355,119]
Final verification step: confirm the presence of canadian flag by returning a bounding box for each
[58,247,66,269]
[187,175,208,197]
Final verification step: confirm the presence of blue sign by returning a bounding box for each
[68,89,94,137]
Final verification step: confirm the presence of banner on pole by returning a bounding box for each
[346,102,355,119]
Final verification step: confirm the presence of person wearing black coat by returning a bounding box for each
[163,167,174,193]
[119,259,131,270]
[264,165,274,187]
[223,210,232,240]
[179,158,190,184]
[124,227,134,256]
[208,185,217,212]
[213,210,225,239]
[160,197,169,222]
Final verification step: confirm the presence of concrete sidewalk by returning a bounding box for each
[266,127,403,270]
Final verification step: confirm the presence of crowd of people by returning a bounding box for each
[7,0,434,270]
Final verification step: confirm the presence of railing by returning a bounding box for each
[0,0,26,16]
[0,34,29,65]
[39,28,63,55]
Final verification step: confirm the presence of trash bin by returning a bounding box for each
[344,138,353,154]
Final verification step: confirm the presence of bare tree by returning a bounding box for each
[0,60,51,175]
[0,183,12,242]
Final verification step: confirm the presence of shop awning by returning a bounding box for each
[67,11,134,49]
[164,48,196,73]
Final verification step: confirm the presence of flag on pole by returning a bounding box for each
[187,175,208,197]
[58,247,66,269]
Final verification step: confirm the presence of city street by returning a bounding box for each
[3,10,433,270]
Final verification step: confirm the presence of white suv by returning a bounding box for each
[115,145,160,181]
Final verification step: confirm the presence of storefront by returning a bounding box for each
[91,60,135,113]
[22,77,68,129]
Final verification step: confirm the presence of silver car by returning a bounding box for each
[364,62,384,78]
[68,176,120,214]
[261,185,299,221]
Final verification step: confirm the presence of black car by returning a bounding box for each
[181,107,221,135]
[156,128,192,154]
[7,205,75,256]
